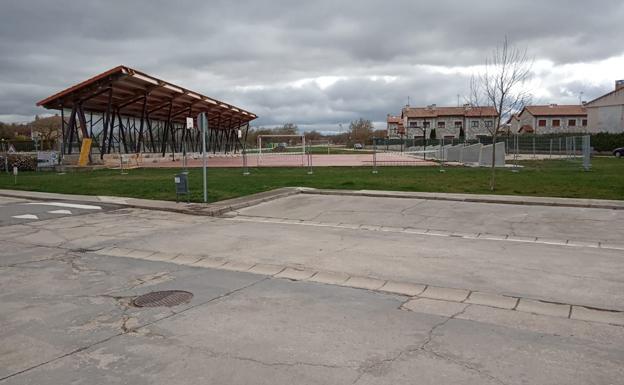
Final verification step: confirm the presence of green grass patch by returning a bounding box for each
[0,157,622,202]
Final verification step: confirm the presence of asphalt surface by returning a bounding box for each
[0,197,118,226]
[1,193,623,384]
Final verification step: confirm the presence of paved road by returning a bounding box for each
[2,245,624,384]
[1,193,623,384]
[0,197,117,226]
[104,194,623,311]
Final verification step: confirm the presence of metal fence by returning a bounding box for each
[370,134,591,172]
[502,134,591,171]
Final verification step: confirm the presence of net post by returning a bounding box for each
[372,137,378,174]
[301,135,305,167]
[307,141,313,175]
[582,135,591,171]
[242,139,249,175]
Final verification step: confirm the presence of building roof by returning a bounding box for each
[387,115,402,124]
[37,65,257,127]
[522,105,586,117]
[506,114,520,124]
[584,85,624,106]
[402,106,498,119]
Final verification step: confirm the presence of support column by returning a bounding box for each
[100,88,113,159]
[66,105,77,155]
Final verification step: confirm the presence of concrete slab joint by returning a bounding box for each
[88,244,624,327]
[421,286,470,302]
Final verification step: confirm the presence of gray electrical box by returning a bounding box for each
[174,173,189,202]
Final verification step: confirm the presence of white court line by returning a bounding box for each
[12,214,39,220]
[27,202,102,210]
[49,209,72,215]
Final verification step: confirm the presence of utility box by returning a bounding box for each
[174,173,189,202]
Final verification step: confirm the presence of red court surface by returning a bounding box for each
[141,153,437,168]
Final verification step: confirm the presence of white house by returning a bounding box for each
[513,105,588,134]
[399,105,498,140]
[584,80,624,133]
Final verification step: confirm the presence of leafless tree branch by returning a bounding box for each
[469,37,533,190]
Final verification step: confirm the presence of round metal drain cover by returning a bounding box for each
[133,290,193,308]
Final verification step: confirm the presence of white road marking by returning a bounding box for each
[27,202,102,210]
[12,214,39,220]
[48,209,72,215]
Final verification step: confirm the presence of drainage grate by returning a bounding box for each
[133,290,193,308]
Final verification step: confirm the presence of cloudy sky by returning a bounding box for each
[1,0,623,131]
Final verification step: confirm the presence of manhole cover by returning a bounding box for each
[133,290,193,307]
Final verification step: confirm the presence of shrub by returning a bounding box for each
[6,154,37,171]
[590,132,624,152]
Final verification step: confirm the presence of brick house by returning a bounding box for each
[386,114,404,138]
[513,105,588,134]
[398,105,498,140]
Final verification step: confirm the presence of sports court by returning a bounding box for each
[140,152,438,168]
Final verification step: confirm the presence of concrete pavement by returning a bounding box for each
[2,245,624,384]
[2,191,624,383]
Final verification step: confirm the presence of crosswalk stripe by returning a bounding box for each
[48,209,72,215]
[12,214,39,220]
[27,202,102,210]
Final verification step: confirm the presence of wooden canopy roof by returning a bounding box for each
[37,66,257,127]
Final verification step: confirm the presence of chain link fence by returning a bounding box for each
[370,134,591,172]
[502,134,591,171]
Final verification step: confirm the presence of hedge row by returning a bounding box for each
[377,133,624,152]
[0,154,37,171]
[589,133,624,152]
[1,140,56,152]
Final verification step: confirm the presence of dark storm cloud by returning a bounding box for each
[1,0,623,127]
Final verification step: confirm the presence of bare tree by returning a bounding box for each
[470,37,532,190]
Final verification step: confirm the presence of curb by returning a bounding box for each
[300,189,624,210]
[2,186,622,215]
[92,246,624,327]
[227,215,624,251]
[0,187,302,217]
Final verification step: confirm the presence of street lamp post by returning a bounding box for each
[198,112,208,203]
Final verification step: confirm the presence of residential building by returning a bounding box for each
[386,114,404,138]
[506,114,520,132]
[584,80,624,133]
[399,104,498,140]
[514,104,587,134]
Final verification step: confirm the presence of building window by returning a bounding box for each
[538,119,547,127]
[409,121,418,128]
[568,119,576,126]
[553,119,560,127]
[471,120,479,128]
[582,119,588,126]
[423,121,430,128]
[437,121,445,128]
[485,120,493,128]
[454,121,462,127]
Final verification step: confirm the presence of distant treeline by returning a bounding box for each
[246,119,386,147]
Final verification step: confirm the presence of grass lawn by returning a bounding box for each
[0,157,622,203]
